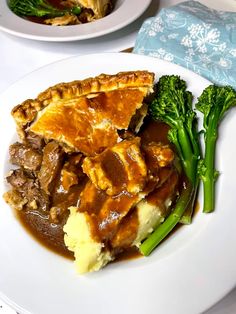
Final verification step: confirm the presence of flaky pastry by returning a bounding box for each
[12,71,154,156]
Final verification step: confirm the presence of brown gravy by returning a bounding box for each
[113,201,200,262]
[139,119,170,145]
[14,120,187,260]
[114,247,142,263]
[17,209,73,259]
[15,174,87,259]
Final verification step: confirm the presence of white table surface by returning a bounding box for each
[1,0,236,313]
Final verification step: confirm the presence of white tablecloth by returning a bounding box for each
[1,0,236,313]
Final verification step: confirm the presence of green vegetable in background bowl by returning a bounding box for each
[9,0,81,18]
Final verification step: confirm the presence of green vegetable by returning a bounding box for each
[140,75,201,256]
[140,180,193,256]
[152,76,200,221]
[149,75,200,184]
[196,85,236,213]
[9,0,81,18]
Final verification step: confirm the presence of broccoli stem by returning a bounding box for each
[176,126,198,224]
[169,123,197,185]
[180,116,201,223]
[177,126,195,179]
[145,75,201,251]
[140,181,193,256]
[196,85,236,213]
[202,114,218,213]
[180,179,199,224]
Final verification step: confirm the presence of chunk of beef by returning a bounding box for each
[6,169,50,211]
[49,164,87,224]
[59,154,85,192]
[7,168,35,190]
[9,142,42,171]
[25,131,45,150]
[49,184,85,224]
[60,168,78,192]
[38,141,64,194]
[3,189,28,211]
[66,153,83,169]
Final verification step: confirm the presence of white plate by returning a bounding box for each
[0,0,151,41]
[0,53,236,314]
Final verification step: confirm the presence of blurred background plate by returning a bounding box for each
[0,0,152,41]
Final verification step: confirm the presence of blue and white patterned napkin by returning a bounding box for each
[133,1,236,88]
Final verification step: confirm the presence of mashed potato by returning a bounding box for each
[64,207,113,274]
[63,200,169,274]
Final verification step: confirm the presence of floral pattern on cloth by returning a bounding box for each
[133,0,236,89]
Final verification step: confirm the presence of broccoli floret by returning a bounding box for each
[150,75,200,182]
[196,85,236,213]
[9,0,81,18]
[140,75,201,256]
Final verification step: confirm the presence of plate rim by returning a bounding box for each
[0,52,236,314]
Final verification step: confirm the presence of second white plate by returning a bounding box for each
[0,0,152,41]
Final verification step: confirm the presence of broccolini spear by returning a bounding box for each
[196,85,236,213]
[9,0,81,18]
[140,75,200,256]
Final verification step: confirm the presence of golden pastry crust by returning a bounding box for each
[30,87,149,155]
[12,71,154,131]
[82,137,147,195]
[11,71,154,153]
[37,71,154,105]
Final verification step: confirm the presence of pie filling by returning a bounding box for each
[4,71,183,273]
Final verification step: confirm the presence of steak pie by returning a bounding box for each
[4,71,182,274]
